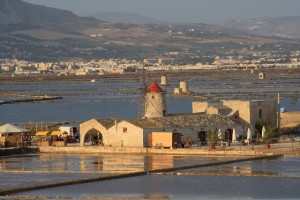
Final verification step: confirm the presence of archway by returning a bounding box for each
[225,129,233,142]
[84,128,104,146]
[198,130,207,145]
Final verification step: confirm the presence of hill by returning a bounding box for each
[91,12,164,24]
[0,0,102,33]
[220,16,300,39]
[0,0,300,62]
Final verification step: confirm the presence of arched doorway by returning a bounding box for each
[84,128,104,146]
[198,130,207,145]
[225,129,233,142]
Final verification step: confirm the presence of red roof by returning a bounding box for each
[147,81,163,93]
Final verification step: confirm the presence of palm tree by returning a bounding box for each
[207,129,218,149]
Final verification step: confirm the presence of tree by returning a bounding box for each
[255,119,271,135]
[206,129,218,149]
[263,125,277,148]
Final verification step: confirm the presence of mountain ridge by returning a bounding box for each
[219,16,300,39]
[0,0,103,32]
[91,12,164,24]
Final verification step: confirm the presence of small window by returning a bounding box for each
[123,127,127,133]
[259,109,262,118]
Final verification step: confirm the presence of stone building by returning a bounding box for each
[192,99,277,127]
[144,81,167,118]
[80,114,246,148]
[80,118,121,147]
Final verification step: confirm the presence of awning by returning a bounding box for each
[35,131,50,136]
[0,123,30,134]
[51,131,67,136]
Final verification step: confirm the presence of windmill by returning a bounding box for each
[137,66,167,119]
[137,64,151,119]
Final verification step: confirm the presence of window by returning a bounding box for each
[123,127,127,133]
[259,109,262,118]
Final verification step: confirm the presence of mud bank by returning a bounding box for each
[0,96,62,105]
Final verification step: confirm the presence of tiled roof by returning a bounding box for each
[126,114,243,129]
[147,81,163,93]
[95,118,121,129]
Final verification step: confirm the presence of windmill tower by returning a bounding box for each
[143,81,167,118]
[137,64,167,119]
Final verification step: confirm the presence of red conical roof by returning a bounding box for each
[147,81,163,93]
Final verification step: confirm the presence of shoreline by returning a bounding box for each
[1,145,299,157]
[38,145,300,157]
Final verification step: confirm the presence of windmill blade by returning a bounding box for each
[137,90,146,119]
[137,64,149,119]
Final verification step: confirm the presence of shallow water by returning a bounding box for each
[1,154,299,199]
[16,171,300,199]
[0,153,228,191]
[1,78,299,123]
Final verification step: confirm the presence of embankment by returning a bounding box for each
[39,146,274,156]
[0,96,62,105]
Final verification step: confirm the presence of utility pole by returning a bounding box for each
[277,93,281,133]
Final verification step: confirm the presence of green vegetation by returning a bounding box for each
[263,125,277,144]
[206,129,219,144]
[255,119,272,135]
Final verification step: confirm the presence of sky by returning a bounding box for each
[23,0,300,24]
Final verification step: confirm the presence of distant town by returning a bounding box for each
[1,50,300,76]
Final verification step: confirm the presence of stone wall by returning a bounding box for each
[281,112,300,128]
[250,100,277,127]
[222,100,251,123]
[115,121,144,147]
[39,146,267,156]
[192,101,208,113]
[222,99,277,127]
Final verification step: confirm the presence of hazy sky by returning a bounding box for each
[23,0,300,23]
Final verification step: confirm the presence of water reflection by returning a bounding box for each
[1,155,300,199]
[180,157,300,178]
[0,154,221,174]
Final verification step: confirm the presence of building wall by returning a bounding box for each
[0,133,22,147]
[250,100,277,127]
[145,126,245,147]
[280,112,300,128]
[80,119,109,146]
[194,100,277,128]
[80,117,247,148]
[207,106,219,114]
[222,100,277,127]
[192,101,209,113]
[144,92,166,118]
[222,100,251,123]
[113,121,144,147]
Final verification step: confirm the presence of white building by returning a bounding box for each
[80,114,246,148]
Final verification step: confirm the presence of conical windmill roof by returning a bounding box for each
[0,123,29,133]
[147,81,163,93]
